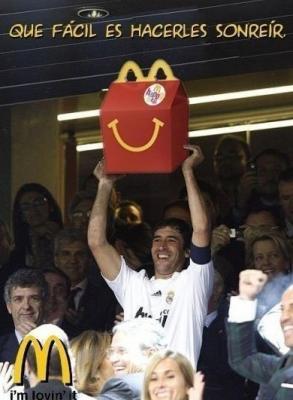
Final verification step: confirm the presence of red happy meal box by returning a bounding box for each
[100,59,189,173]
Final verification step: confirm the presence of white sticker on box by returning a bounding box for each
[144,84,166,106]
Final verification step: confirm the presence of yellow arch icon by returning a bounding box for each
[14,335,72,385]
[107,117,164,153]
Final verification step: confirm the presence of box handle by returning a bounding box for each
[148,59,177,81]
[116,61,144,82]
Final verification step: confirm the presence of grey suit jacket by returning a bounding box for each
[227,321,293,400]
[98,373,143,400]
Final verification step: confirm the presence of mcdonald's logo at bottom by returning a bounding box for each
[13,335,72,385]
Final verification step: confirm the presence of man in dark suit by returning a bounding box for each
[227,269,293,400]
[0,268,48,363]
[54,228,117,334]
[0,219,17,336]
[198,271,246,400]
[43,267,82,338]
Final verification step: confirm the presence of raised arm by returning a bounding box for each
[88,160,121,280]
[182,145,210,247]
[226,270,278,384]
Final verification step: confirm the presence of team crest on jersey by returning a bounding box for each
[165,291,175,304]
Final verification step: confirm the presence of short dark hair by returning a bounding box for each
[153,218,192,251]
[4,268,48,304]
[179,179,220,209]
[43,267,71,295]
[242,205,281,226]
[214,134,251,161]
[114,222,152,264]
[27,346,64,378]
[254,148,290,169]
[54,228,88,255]
[68,191,95,217]
[163,199,189,215]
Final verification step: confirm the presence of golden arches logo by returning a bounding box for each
[108,117,164,152]
[14,335,72,385]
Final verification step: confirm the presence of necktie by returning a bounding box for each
[68,287,81,310]
[280,354,293,369]
[283,355,293,368]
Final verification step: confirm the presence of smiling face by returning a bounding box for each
[6,286,44,330]
[151,226,188,279]
[280,288,293,349]
[163,207,191,226]
[54,240,89,286]
[108,331,142,376]
[252,239,288,279]
[148,358,188,400]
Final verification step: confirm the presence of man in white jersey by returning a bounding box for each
[88,145,214,368]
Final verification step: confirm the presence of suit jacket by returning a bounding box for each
[99,373,143,400]
[0,261,19,335]
[198,309,246,400]
[66,280,117,336]
[227,321,293,400]
[0,332,19,363]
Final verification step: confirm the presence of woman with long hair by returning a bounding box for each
[70,330,113,398]
[11,183,63,269]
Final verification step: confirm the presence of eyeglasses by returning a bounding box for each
[106,347,128,358]
[19,197,48,212]
[72,210,91,219]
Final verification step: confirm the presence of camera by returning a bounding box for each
[247,161,256,171]
[229,228,244,239]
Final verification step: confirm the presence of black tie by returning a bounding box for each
[68,287,81,310]
[283,355,293,368]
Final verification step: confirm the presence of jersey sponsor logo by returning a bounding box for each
[134,307,169,327]
[134,306,152,319]
[151,290,162,296]
[159,309,169,327]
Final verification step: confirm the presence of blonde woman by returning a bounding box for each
[70,331,113,398]
[245,229,292,278]
[244,229,292,323]
[143,350,205,400]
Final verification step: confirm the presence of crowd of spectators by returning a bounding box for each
[0,135,292,400]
